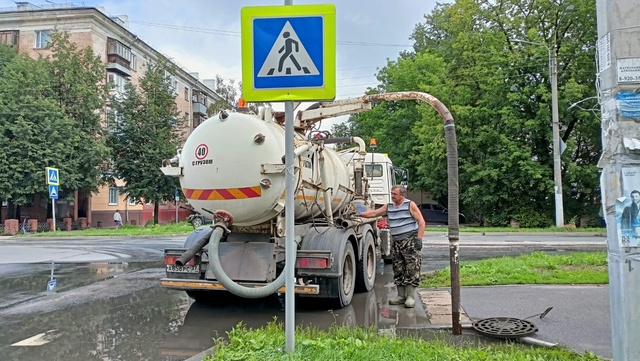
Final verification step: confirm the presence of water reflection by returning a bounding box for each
[0,278,188,361]
[159,263,431,359]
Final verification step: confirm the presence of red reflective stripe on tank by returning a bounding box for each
[199,189,213,200]
[216,188,235,199]
[239,187,261,198]
[183,187,262,200]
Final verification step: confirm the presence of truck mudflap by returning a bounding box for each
[160,278,320,295]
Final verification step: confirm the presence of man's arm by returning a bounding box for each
[360,204,388,218]
[409,201,426,239]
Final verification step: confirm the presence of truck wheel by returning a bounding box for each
[355,231,376,292]
[191,216,203,227]
[333,242,356,308]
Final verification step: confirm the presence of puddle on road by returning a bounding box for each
[0,249,578,361]
[0,261,161,310]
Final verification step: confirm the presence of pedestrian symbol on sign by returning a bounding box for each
[49,185,58,199]
[46,167,59,186]
[257,21,319,77]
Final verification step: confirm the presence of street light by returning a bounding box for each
[512,6,573,228]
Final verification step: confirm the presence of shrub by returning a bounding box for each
[511,210,552,228]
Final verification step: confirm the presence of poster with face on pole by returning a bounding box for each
[617,167,640,247]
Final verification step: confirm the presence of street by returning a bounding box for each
[0,234,607,360]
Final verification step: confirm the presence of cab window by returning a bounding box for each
[364,164,383,177]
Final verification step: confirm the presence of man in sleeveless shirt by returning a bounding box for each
[359,185,425,308]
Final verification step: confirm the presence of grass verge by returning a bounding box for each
[425,226,605,233]
[421,251,608,288]
[203,321,604,361]
[13,222,196,237]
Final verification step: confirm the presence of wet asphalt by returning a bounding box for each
[0,234,607,360]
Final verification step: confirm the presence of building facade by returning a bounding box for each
[0,2,224,227]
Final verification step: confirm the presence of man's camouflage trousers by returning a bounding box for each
[391,232,422,287]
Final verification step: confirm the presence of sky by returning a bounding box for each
[0,0,444,129]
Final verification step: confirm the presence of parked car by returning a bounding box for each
[418,203,466,225]
[188,213,212,227]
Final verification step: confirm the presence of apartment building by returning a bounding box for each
[0,2,225,227]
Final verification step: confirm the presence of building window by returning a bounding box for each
[0,30,19,46]
[184,87,189,101]
[130,53,137,71]
[108,187,119,205]
[128,197,137,206]
[106,107,124,130]
[107,72,129,94]
[35,30,51,48]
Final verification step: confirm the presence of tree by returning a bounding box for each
[0,47,75,218]
[206,75,269,115]
[107,60,184,224]
[44,32,109,197]
[206,75,238,115]
[339,0,599,226]
[0,33,108,220]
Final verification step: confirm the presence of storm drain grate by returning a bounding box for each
[472,317,538,339]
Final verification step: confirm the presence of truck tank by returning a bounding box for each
[178,111,355,226]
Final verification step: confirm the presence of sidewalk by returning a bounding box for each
[419,285,611,359]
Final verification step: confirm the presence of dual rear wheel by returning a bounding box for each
[332,231,376,308]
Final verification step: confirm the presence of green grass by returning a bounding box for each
[421,251,608,288]
[425,226,605,233]
[203,321,604,361]
[13,222,196,237]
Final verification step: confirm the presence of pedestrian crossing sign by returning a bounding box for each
[241,4,336,101]
[46,167,59,186]
[47,279,57,292]
[49,185,58,199]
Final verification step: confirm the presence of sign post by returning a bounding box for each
[46,167,59,232]
[47,262,57,293]
[175,189,180,223]
[241,2,335,353]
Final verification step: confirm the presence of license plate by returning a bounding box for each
[166,264,200,273]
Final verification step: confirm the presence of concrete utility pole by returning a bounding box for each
[549,44,564,228]
[513,5,573,228]
[596,0,640,359]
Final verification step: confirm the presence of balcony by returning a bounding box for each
[106,55,131,77]
[193,102,207,116]
[106,38,132,77]
[0,30,19,47]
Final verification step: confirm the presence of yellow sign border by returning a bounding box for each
[46,167,59,186]
[241,4,336,102]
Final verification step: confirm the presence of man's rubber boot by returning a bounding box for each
[404,285,417,308]
[389,285,406,305]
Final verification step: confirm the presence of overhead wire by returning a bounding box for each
[130,20,414,48]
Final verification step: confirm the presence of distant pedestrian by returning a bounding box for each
[359,185,425,308]
[113,209,123,228]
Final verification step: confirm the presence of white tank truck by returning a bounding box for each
[160,98,404,307]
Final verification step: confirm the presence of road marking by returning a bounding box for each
[11,330,56,346]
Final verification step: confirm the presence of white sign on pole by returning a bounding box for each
[598,33,611,73]
[617,58,640,83]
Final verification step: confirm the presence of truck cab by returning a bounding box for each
[363,153,407,208]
